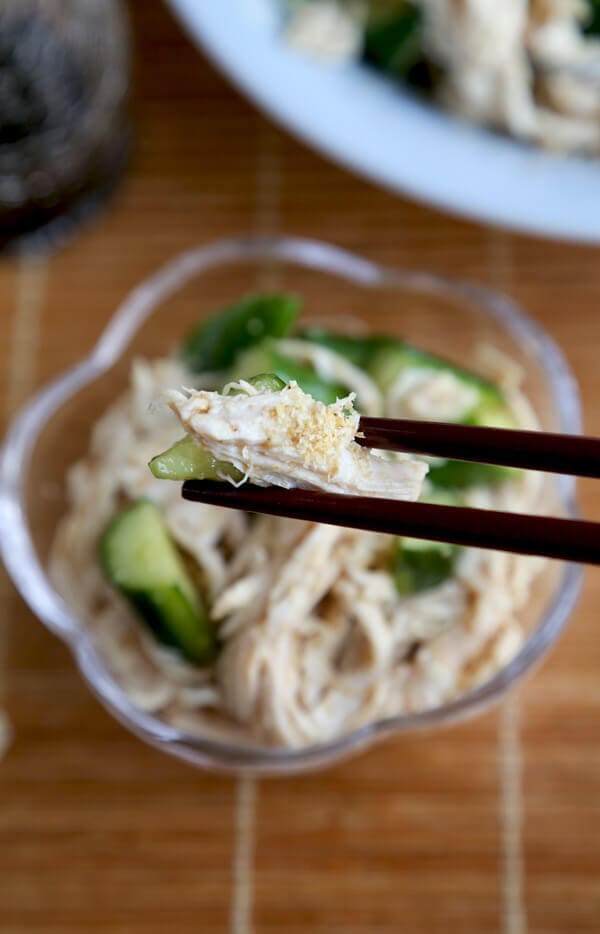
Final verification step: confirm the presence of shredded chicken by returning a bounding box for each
[167,380,427,498]
[50,348,545,749]
[421,0,600,153]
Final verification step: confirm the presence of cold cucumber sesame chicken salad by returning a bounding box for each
[51,294,544,747]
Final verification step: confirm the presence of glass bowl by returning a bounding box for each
[0,236,583,774]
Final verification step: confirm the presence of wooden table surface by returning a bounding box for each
[1,4,599,932]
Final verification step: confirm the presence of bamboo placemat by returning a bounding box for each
[0,4,599,932]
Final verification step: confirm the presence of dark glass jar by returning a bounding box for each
[0,0,131,252]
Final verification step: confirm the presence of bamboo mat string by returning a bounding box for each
[1,254,48,758]
[499,695,527,934]
[488,229,527,934]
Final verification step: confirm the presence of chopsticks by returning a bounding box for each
[182,482,600,564]
[182,417,600,565]
[358,417,600,477]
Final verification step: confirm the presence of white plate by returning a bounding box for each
[167,0,600,242]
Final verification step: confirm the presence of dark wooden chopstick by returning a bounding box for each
[182,481,600,565]
[358,417,600,478]
[181,418,600,564]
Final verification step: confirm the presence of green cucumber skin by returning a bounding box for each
[427,460,516,490]
[123,585,217,662]
[297,328,387,368]
[302,330,506,416]
[149,375,286,482]
[150,375,287,483]
[100,500,217,664]
[229,372,287,394]
[364,1,424,77]
[394,543,458,595]
[179,294,300,374]
[420,488,461,508]
[394,488,461,594]
[367,341,505,406]
[366,340,516,489]
[232,343,347,405]
[584,0,600,34]
[149,435,242,483]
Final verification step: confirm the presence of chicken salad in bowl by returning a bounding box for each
[0,237,582,771]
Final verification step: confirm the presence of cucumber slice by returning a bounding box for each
[149,435,243,483]
[368,340,516,488]
[394,490,461,595]
[179,294,300,374]
[100,500,217,663]
[231,342,347,405]
[368,341,505,411]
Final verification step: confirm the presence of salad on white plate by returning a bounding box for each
[167,0,600,242]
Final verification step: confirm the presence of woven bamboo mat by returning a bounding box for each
[0,4,598,931]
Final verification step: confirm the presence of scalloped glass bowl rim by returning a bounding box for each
[0,235,583,773]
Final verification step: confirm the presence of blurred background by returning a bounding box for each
[0,2,599,931]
